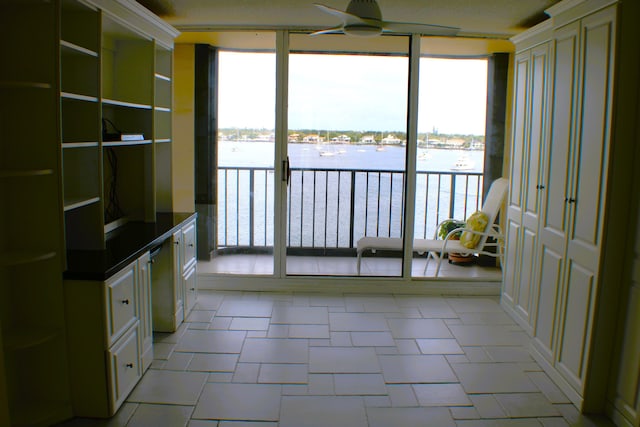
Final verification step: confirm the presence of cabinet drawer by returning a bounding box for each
[106,262,137,344]
[108,324,141,414]
[184,264,197,316]
[182,220,196,270]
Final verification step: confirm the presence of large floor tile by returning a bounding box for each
[334,374,387,395]
[258,364,308,384]
[387,318,452,339]
[350,331,396,347]
[271,306,328,324]
[310,347,381,373]
[187,353,238,372]
[229,317,270,331]
[289,324,330,338]
[329,312,390,331]
[175,330,246,353]
[366,407,455,427]
[280,396,367,427]
[446,297,503,313]
[459,311,516,325]
[485,346,533,362]
[216,300,274,317]
[239,338,309,363]
[128,370,208,405]
[451,363,539,393]
[456,420,545,426]
[379,355,457,383]
[218,422,278,427]
[126,404,193,427]
[412,383,472,406]
[192,383,281,421]
[415,338,464,354]
[411,298,459,318]
[448,324,530,346]
[495,393,560,417]
[527,372,571,404]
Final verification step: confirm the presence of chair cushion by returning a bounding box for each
[460,211,489,249]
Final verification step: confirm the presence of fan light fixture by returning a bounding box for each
[312,0,459,37]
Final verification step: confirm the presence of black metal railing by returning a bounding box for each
[217,166,483,253]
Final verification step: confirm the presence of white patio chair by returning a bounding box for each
[356,177,508,277]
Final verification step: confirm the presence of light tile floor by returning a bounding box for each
[198,255,503,279]
[56,291,616,427]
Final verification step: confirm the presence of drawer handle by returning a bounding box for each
[188,243,194,247]
[126,363,134,368]
[121,299,130,305]
[174,241,180,245]
[190,288,195,291]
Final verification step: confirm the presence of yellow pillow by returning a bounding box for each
[460,211,489,249]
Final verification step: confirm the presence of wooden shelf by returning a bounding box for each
[3,327,60,351]
[0,169,53,178]
[62,141,99,148]
[61,39,98,57]
[64,196,100,212]
[61,91,98,102]
[155,73,171,82]
[0,81,51,89]
[102,98,152,110]
[0,251,56,267]
[103,139,152,147]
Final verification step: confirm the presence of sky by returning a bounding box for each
[217,51,488,135]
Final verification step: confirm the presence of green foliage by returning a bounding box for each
[437,219,466,240]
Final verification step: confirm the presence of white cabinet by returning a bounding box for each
[502,23,552,335]
[503,0,618,409]
[1,2,72,425]
[64,253,151,417]
[534,4,616,405]
[137,251,154,371]
[152,218,198,332]
[182,218,198,316]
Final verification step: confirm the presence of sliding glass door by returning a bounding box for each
[212,34,276,275]
[412,54,488,277]
[285,34,409,276]
[206,32,490,280]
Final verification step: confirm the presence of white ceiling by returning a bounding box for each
[137,0,560,39]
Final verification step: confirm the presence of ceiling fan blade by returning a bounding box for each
[314,3,367,26]
[382,21,460,36]
[310,26,346,36]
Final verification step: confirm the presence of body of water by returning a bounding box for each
[217,141,485,248]
[219,141,485,173]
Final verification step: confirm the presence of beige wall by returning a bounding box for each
[172,44,196,212]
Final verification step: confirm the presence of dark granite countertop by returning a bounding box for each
[64,212,197,281]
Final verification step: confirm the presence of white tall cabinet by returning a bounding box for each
[1,0,181,424]
[503,0,620,410]
[502,21,552,336]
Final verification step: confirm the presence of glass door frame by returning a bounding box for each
[272,31,422,279]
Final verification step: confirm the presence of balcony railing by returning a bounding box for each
[217,166,483,254]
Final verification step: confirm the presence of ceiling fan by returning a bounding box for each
[311,0,459,37]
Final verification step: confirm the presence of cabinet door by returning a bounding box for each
[182,219,197,272]
[137,252,153,371]
[556,6,616,393]
[534,20,580,362]
[503,51,530,307]
[108,325,140,415]
[172,229,185,323]
[183,264,197,317]
[105,261,137,345]
[516,41,551,330]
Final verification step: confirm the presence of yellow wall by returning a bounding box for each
[172,44,196,212]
